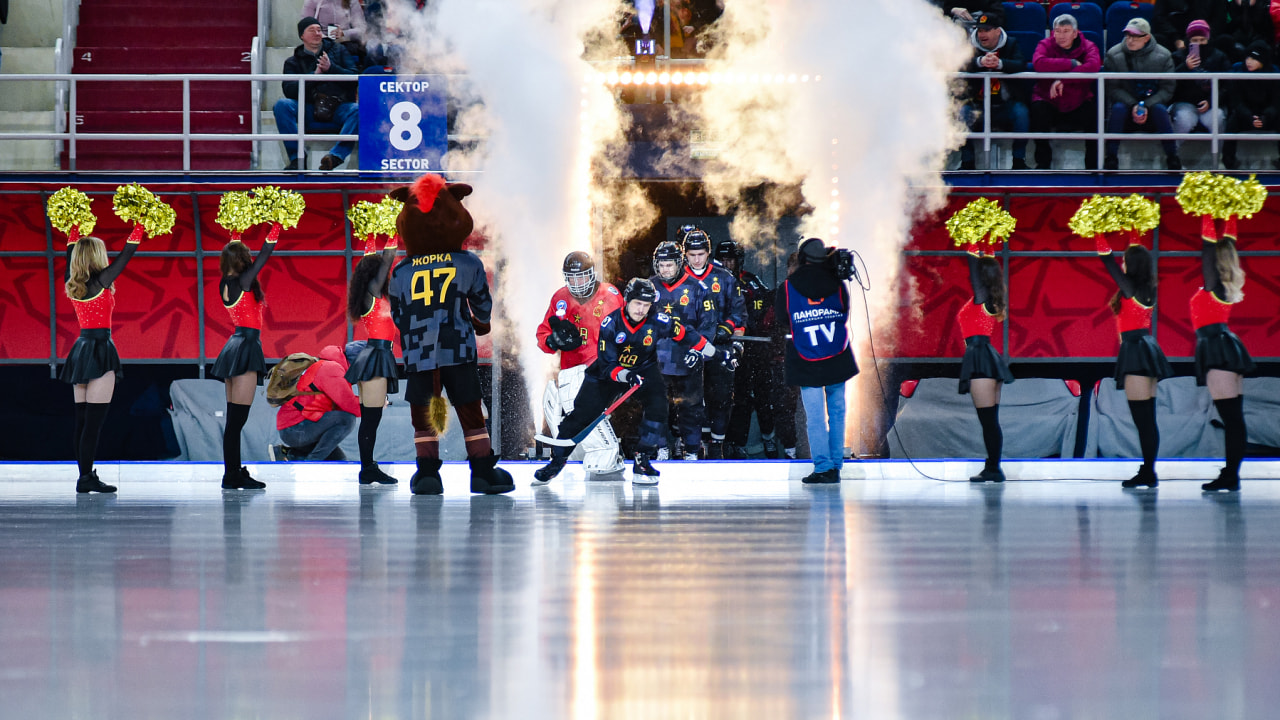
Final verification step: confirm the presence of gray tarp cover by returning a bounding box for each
[888,378,1078,459]
[168,379,467,462]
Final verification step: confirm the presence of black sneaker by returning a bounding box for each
[1011,158,1030,170]
[969,466,1006,483]
[359,462,398,485]
[801,468,839,484]
[223,466,265,490]
[1201,469,1240,493]
[76,470,117,494]
[319,154,343,171]
[284,157,299,171]
[1166,154,1182,171]
[1103,156,1119,171]
[532,454,568,486]
[706,442,724,460]
[1121,465,1158,489]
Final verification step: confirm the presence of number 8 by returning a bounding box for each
[389,101,423,151]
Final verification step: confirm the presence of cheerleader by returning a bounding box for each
[345,232,400,485]
[1098,235,1172,488]
[1193,216,1254,492]
[209,232,275,490]
[959,244,1015,483]
[61,232,138,493]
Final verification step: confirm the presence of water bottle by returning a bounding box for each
[1135,100,1148,121]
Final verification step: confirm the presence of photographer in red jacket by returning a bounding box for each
[273,345,361,461]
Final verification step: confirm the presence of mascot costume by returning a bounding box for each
[388,174,515,495]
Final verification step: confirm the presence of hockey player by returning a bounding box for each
[680,227,746,459]
[533,278,734,486]
[650,240,715,460]
[716,239,786,459]
[536,251,625,475]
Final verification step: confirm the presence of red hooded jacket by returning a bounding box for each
[276,345,361,430]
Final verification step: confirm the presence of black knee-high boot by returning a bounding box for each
[357,406,396,484]
[221,403,264,489]
[1124,399,1159,487]
[1205,396,1246,491]
[75,402,116,493]
[971,405,1005,482]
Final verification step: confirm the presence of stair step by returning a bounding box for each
[74,110,252,133]
[74,84,250,112]
[73,46,251,73]
[79,5,253,26]
[76,27,255,48]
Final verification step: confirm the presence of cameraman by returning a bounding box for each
[776,238,857,484]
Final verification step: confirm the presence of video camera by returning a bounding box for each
[828,247,855,282]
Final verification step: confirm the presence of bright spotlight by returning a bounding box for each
[645,71,658,85]
[672,71,683,84]
[801,74,810,83]
[710,72,722,84]
[697,72,709,85]
[659,72,670,84]
[788,74,798,83]
[620,71,633,85]
[607,71,620,85]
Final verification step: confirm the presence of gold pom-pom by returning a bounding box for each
[945,198,1016,247]
[251,186,306,229]
[347,200,382,239]
[1118,194,1160,232]
[217,191,262,235]
[1069,195,1116,237]
[1234,175,1267,219]
[1176,172,1232,219]
[47,187,97,237]
[113,183,176,237]
[376,197,404,238]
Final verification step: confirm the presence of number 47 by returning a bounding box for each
[411,267,456,305]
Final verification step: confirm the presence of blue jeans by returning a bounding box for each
[272,97,359,161]
[799,383,846,473]
[961,100,1029,161]
[279,411,357,461]
[1107,101,1175,157]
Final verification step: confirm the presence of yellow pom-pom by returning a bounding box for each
[347,200,382,239]
[1176,172,1233,219]
[1118,194,1160,232]
[1070,195,1111,237]
[113,183,176,237]
[946,198,1015,247]
[251,186,306,229]
[47,187,97,237]
[1234,175,1267,219]
[376,197,404,238]
[216,191,262,235]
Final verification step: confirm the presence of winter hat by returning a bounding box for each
[799,238,829,264]
[1247,40,1273,68]
[298,16,322,38]
[974,12,1002,30]
[1186,19,1211,40]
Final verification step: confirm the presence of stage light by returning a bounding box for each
[620,71,633,85]
[831,189,839,197]
[697,72,709,85]
[659,72,670,84]
[801,74,810,83]
[762,74,773,84]
[831,201,840,211]
[788,74,798,83]
[607,71,619,85]
[672,71,683,84]
[645,72,658,85]
[710,72,722,84]
[750,74,760,84]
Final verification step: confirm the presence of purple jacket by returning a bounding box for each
[1031,35,1102,112]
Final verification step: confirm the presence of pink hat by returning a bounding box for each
[1186,19,1210,39]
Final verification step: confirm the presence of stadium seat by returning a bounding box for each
[1082,29,1105,52]
[1009,31,1046,62]
[1002,2,1048,34]
[1105,1,1155,50]
[1049,2,1104,37]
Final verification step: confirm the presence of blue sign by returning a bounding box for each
[358,75,448,173]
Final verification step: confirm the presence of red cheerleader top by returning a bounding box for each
[72,288,115,330]
[359,296,397,341]
[225,290,264,329]
[1190,288,1232,329]
[958,299,997,339]
[1116,296,1153,334]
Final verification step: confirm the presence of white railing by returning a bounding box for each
[52,0,81,159]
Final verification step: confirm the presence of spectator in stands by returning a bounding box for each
[1221,0,1274,61]
[935,1,1003,25]
[303,0,369,65]
[274,17,360,171]
[1153,0,1226,52]
[958,12,1031,170]
[271,345,361,461]
[1170,20,1231,146]
[1103,18,1181,170]
[1031,14,1104,170]
[1222,40,1280,168]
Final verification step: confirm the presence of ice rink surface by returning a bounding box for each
[2,459,1279,719]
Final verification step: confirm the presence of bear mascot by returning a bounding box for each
[387,174,515,495]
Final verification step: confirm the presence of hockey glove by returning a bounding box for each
[615,369,643,386]
[548,317,583,351]
[720,341,743,371]
[713,324,733,345]
[684,346,706,369]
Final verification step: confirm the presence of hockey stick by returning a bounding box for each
[535,379,644,447]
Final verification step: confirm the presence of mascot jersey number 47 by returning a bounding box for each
[388,174,514,496]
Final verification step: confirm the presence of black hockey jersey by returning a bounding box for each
[588,307,707,383]
[650,272,714,376]
[685,262,747,335]
[389,250,492,371]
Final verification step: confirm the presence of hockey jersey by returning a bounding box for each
[536,283,624,370]
[650,272,714,376]
[389,250,493,371]
[686,262,746,334]
[735,270,774,336]
[588,307,707,383]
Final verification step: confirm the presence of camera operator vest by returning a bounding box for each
[785,281,849,361]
